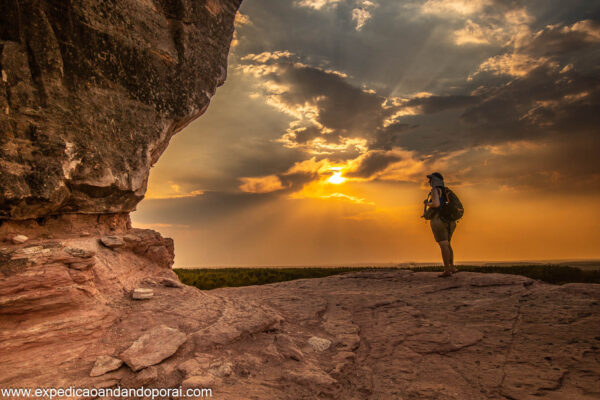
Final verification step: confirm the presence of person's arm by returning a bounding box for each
[427,188,441,208]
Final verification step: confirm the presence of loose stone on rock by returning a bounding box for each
[90,355,123,377]
[177,358,202,377]
[11,235,28,244]
[120,325,187,371]
[132,288,154,300]
[64,247,95,259]
[308,336,332,352]
[99,236,125,249]
[208,361,233,377]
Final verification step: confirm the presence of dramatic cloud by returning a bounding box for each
[345,150,403,179]
[238,51,407,157]
[420,0,488,17]
[352,1,378,31]
[473,53,557,77]
[133,0,600,266]
[234,7,600,191]
[294,0,340,10]
[418,0,534,47]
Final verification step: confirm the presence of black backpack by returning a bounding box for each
[437,187,464,222]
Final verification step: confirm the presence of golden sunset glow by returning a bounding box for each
[327,169,346,184]
[133,0,600,267]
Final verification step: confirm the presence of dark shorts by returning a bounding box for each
[430,214,456,243]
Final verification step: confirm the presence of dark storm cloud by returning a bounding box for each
[235,0,499,95]
[389,18,600,165]
[240,53,393,151]
[230,0,600,193]
[240,53,484,157]
[346,150,403,178]
[441,133,600,192]
[405,95,479,114]
[278,169,320,191]
[293,126,323,143]
[523,21,600,58]
[460,65,600,142]
[278,63,387,137]
[373,123,418,151]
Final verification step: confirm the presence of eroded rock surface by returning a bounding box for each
[184,270,600,400]
[0,0,242,219]
[3,261,598,399]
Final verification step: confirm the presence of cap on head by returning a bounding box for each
[427,172,444,180]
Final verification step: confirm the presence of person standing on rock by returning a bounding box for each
[423,172,458,277]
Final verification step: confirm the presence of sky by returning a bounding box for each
[131,0,600,267]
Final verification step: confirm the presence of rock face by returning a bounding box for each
[0,0,242,219]
[0,1,240,388]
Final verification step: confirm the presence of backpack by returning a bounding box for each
[437,187,464,222]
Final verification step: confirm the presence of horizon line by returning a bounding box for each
[173,258,600,269]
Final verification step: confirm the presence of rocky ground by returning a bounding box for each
[1,222,599,400]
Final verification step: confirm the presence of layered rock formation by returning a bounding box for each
[0,0,240,219]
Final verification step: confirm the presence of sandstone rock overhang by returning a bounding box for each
[0,0,243,220]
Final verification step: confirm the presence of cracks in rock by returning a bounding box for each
[166,18,185,65]
[0,42,8,112]
[440,353,483,394]
[366,298,409,310]
[424,284,462,294]
[158,0,187,65]
[498,296,525,395]
[24,39,47,107]
[469,282,530,289]
[315,298,329,323]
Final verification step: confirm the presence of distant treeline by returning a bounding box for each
[174,267,370,290]
[174,265,600,290]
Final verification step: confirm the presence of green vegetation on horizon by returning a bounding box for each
[174,265,600,290]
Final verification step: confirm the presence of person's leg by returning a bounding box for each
[447,221,457,273]
[431,216,453,276]
[449,244,457,273]
[437,240,453,276]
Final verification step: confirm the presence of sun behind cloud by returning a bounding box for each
[327,168,347,184]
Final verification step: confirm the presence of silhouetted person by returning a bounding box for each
[424,172,457,277]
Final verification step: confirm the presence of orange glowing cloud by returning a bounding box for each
[145,181,204,200]
[239,175,285,193]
